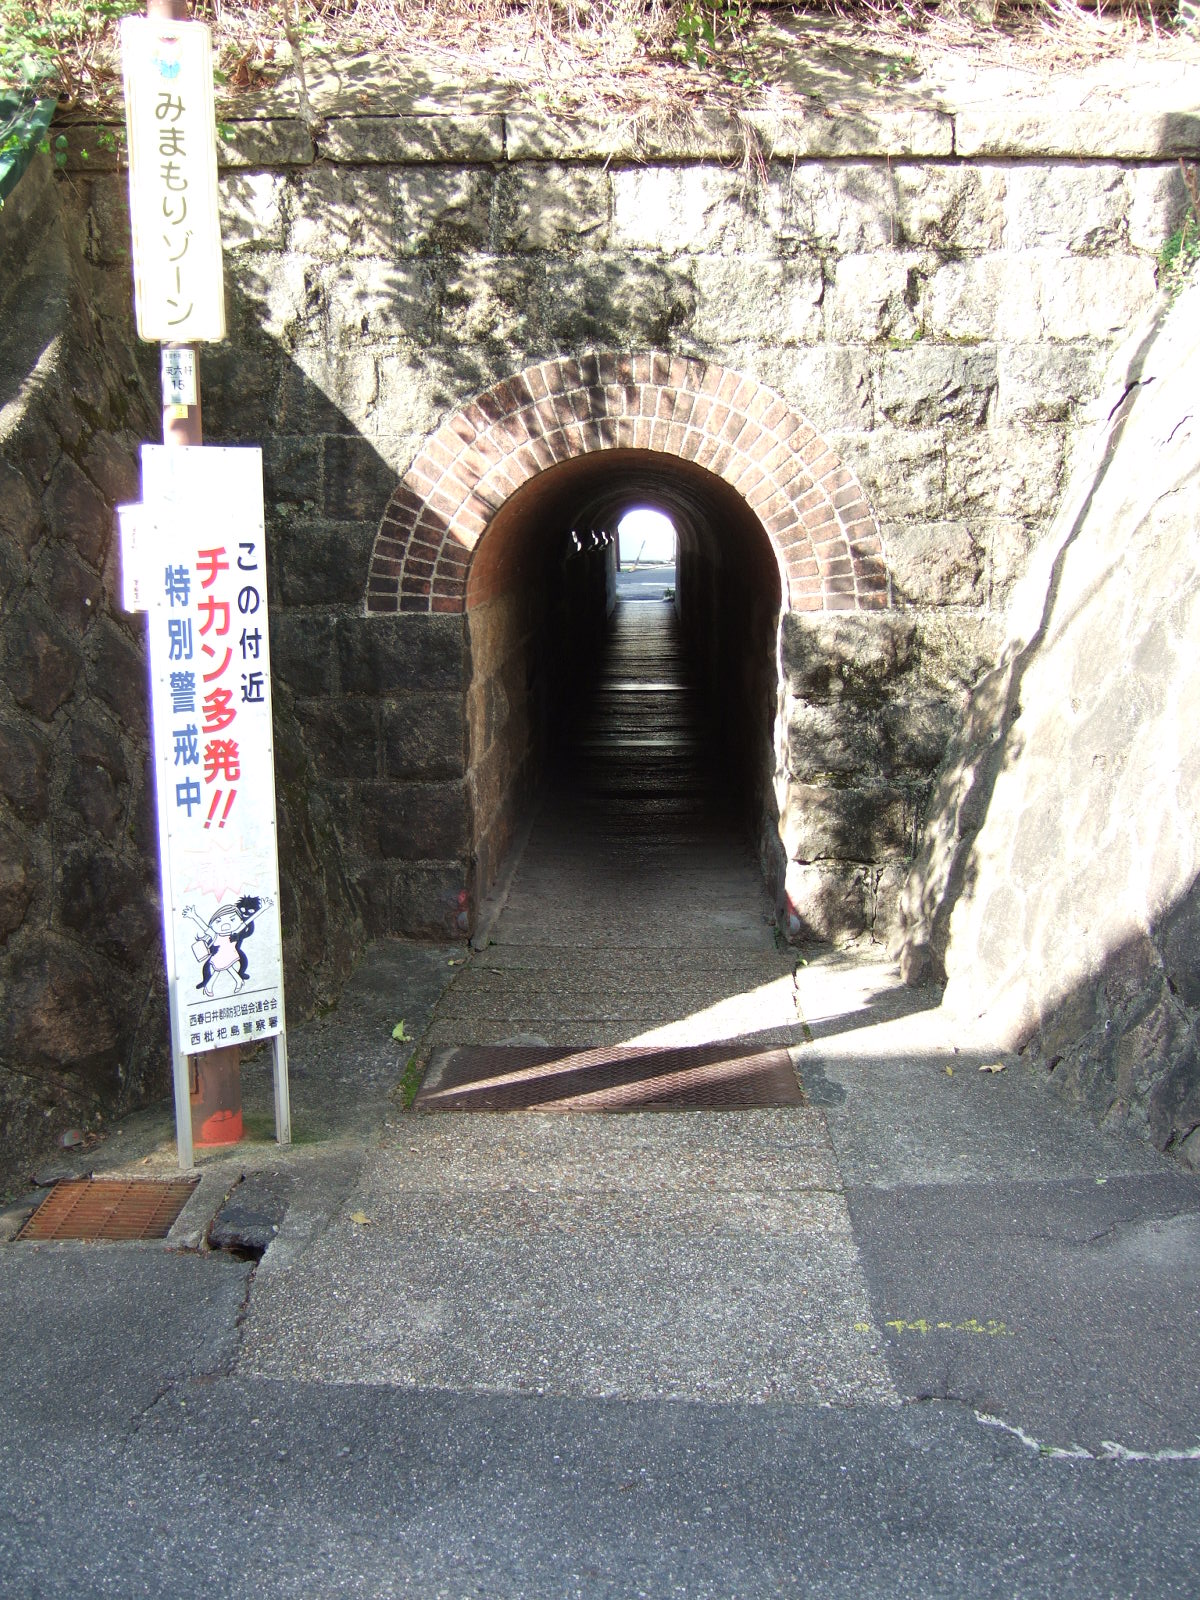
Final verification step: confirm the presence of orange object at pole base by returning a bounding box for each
[191,1046,244,1147]
[196,1108,244,1146]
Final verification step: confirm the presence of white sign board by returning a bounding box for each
[121,18,226,342]
[116,502,149,613]
[142,446,284,1060]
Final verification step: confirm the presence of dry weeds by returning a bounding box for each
[9,0,1199,120]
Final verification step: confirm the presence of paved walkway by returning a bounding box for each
[431,594,799,1049]
[2,597,1199,1595]
[238,599,1200,1445]
[244,596,870,1401]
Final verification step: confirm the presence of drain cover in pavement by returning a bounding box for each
[16,1178,198,1242]
[415,1043,804,1111]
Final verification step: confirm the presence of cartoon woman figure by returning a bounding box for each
[182,895,272,998]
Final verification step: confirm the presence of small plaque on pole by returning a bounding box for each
[116,502,150,612]
[161,346,198,406]
[121,17,226,343]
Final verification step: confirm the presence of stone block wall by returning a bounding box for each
[5,73,1194,1176]
[0,159,364,1191]
[898,276,1200,1166]
[779,609,994,941]
[270,606,467,938]
[59,99,1184,952]
[0,157,161,1181]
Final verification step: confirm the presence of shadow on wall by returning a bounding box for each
[1020,902,1200,1168]
[201,252,471,945]
[778,609,962,948]
[134,181,435,968]
[219,157,698,425]
[161,190,830,952]
[0,157,163,1189]
[895,276,1200,1165]
[0,163,400,1189]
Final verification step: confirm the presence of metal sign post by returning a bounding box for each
[120,1,289,1168]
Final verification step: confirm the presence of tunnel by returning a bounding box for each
[462,448,787,929]
[366,353,896,947]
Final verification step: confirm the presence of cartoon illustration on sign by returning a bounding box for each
[182,895,273,997]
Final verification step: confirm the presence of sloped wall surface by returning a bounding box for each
[901,277,1200,1165]
[0,161,363,1192]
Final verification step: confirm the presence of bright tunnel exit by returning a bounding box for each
[617,507,676,601]
[618,508,676,566]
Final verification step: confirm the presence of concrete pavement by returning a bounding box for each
[2,932,1199,1597]
[1,598,1198,1595]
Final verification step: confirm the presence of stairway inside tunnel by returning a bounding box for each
[418,589,806,1109]
[520,590,763,945]
[556,592,730,818]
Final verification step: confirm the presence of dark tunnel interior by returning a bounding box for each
[463,449,786,924]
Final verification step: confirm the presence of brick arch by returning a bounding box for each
[365,353,889,616]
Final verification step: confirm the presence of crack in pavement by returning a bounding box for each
[972,1406,1200,1465]
[123,1378,178,1445]
[906,1393,1200,1463]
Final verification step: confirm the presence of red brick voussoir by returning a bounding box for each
[364,354,890,616]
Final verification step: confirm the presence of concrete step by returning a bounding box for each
[241,1110,890,1404]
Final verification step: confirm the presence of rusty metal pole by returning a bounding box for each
[148,0,242,1146]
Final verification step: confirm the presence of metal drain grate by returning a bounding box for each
[416,1043,804,1112]
[15,1178,199,1242]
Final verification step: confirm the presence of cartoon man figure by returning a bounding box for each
[182,895,272,998]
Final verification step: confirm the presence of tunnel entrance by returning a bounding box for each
[462,449,785,929]
[365,353,900,947]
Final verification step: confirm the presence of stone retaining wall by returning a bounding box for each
[81,94,1178,946]
[3,54,1196,1172]
[0,158,362,1189]
[0,157,161,1181]
[898,276,1200,1167]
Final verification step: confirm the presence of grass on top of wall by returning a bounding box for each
[1,0,1194,128]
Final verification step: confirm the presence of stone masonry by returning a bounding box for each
[0,161,361,1191]
[898,275,1200,1167]
[0,157,162,1185]
[2,36,1198,1177]
[369,354,889,616]
[97,59,1184,951]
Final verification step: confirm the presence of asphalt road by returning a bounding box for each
[0,1241,1197,1600]
[2,950,1197,1599]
